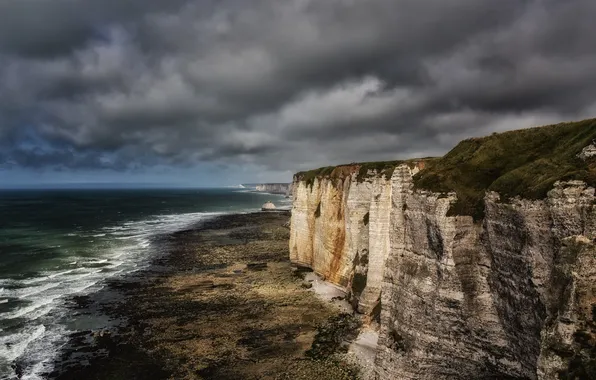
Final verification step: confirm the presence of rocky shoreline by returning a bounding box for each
[45,212,362,380]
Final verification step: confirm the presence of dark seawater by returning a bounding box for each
[0,188,288,379]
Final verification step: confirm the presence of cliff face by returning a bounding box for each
[290,120,596,379]
[255,183,292,196]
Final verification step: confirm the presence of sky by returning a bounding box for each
[1,0,596,187]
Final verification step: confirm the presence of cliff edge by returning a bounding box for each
[290,119,596,379]
[249,183,293,196]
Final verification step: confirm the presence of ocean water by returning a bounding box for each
[0,188,288,379]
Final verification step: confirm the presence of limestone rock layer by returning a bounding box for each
[289,165,596,380]
[255,183,293,196]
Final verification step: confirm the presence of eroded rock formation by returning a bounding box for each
[252,183,293,197]
[289,120,596,379]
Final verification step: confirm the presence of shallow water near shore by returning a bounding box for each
[46,212,360,380]
[0,188,287,379]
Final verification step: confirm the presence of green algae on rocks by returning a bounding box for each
[51,212,363,380]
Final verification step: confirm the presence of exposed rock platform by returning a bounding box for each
[48,212,362,380]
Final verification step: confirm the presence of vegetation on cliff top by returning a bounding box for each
[295,118,596,220]
[295,159,431,187]
[414,118,596,219]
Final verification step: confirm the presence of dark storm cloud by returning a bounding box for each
[0,0,194,58]
[1,0,596,175]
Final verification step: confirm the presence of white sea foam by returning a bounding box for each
[86,259,108,264]
[113,234,145,240]
[0,325,46,363]
[0,323,66,380]
[18,283,61,298]
[17,268,78,286]
[47,269,76,279]
[1,296,60,320]
[0,209,231,379]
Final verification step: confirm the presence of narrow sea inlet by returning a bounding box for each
[0,189,290,379]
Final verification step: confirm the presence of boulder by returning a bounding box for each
[261,201,276,211]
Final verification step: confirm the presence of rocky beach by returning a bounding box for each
[45,212,362,380]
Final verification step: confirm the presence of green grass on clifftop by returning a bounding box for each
[295,159,433,187]
[295,118,596,221]
[414,118,596,220]
[296,166,338,188]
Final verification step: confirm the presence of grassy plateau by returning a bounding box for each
[295,118,596,220]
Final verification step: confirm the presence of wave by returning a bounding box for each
[0,324,66,380]
[16,283,61,298]
[0,209,230,379]
[2,296,59,321]
[0,325,46,363]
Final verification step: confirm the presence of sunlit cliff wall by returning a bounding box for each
[290,120,596,379]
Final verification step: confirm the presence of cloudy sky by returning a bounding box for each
[1,0,595,187]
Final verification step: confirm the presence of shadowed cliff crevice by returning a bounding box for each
[483,204,547,378]
[290,120,596,380]
[425,220,445,260]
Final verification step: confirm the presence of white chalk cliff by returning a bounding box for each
[290,120,596,379]
[255,183,293,196]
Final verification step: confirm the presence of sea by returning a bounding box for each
[0,188,288,379]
